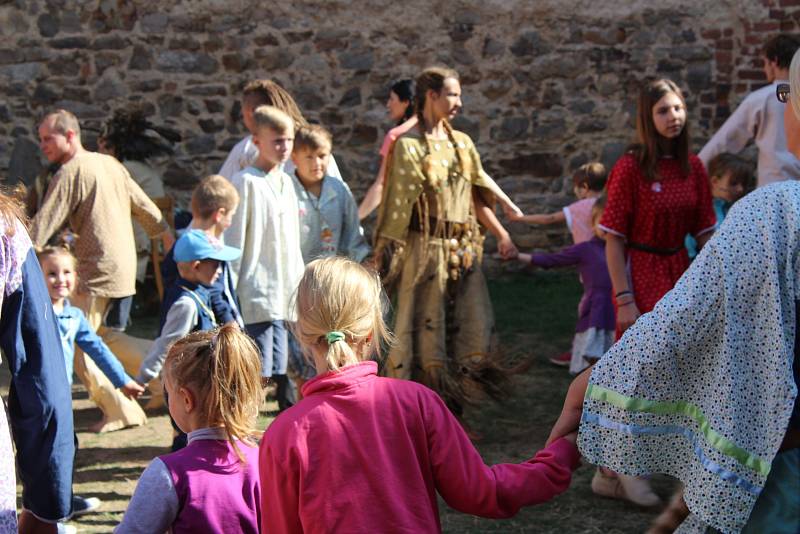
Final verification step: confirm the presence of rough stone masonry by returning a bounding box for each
[0,0,797,255]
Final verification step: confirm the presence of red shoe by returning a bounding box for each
[548,352,571,367]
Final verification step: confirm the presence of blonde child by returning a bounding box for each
[37,245,144,523]
[227,105,304,412]
[116,324,263,533]
[510,162,607,244]
[515,198,614,374]
[260,257,580,533]
[162,175,243,327]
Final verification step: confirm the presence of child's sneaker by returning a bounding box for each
[548,352,571,367]
[57,524,77,534]
[72,495,101,516]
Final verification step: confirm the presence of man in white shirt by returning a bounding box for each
[700,34,800,187]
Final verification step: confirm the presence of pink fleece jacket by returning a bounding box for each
[260,361,579,533]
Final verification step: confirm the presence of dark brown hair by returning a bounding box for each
[764,34,800,70]
[572,162,607,192]
[634,78,690,181]
[707,153,754,189]
[243,79,309,129]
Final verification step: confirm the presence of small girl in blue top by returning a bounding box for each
[38,246,144,399]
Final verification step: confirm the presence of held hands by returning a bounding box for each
[121,380,145,400]
[546,367,592,446]
[497,234,519,260]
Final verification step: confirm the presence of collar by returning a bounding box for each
[301,361,378,397]
[176,277,211,292]
[187,426,229,443]
[294,174,337,204]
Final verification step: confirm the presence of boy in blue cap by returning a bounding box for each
[136,230,240,449]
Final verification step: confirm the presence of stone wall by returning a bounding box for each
[1,0,797,256]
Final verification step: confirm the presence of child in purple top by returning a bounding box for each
[516,197,614,373]
[115,324,263,534]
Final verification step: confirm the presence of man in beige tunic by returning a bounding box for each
[31,109,173,432]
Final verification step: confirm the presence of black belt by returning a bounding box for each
[627,241,684,256]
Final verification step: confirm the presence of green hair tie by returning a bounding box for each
[325,331,345,344]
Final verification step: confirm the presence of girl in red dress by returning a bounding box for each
[600,78,716,336]
[593,78,716,507]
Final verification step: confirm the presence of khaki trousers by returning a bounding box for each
[72,292,150,432]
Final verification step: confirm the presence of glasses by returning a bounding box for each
[777,83,790,104]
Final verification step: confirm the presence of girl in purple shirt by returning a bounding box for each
[116,324,263,534]
[516,198,615,374]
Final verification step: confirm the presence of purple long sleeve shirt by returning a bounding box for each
[531,236,615,333]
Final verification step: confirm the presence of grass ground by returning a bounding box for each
[8,271,675,532]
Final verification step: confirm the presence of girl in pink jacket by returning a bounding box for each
[259,257,580,533]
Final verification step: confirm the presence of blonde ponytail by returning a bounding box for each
[293,257,392,373]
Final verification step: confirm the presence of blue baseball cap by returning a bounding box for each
[173,230,241,262]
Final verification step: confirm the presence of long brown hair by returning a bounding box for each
[414,66,474,178]
[634,78,690,181]
[164,323,263,461]
[243,79,309,129]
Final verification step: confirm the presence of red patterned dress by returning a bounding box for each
[599,153,716,317]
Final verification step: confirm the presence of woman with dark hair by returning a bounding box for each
[99,109,176,283]
[373,66,519,416]
[358,79,418,220]
[592,78,716,506]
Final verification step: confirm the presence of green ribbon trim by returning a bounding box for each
[586,383,771,476]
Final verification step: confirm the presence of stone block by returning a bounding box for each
[451,116,480,141]
[600,141,626,169]
[338,50,374,72]
[338,87,361,107]
[199,118,225,133]
[53,99,104,118]
[140,13,168,33]
[156,51,219,75]
[349,124,378,145]
[8,137,42,186]
[50,36,90,49]
[498,153,563,177]
[491,117,529,141]
[0,62,42,83]
[48,56,81,76]
[509,31,551,58]
[253,48,294,70]
[482,37,505,58]
[158,94,184,117]
[205,99,224,113]
[129,44,152,70]
[37,13,59,37]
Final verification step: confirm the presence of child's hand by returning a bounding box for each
[546,367,592,446]
[121,381,145,400]
[497,235,519,259]
[562,431,578,445]
[516,252,532,263]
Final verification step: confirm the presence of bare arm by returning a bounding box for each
[511,211,566,225]
[474,190,517,259]
[695,230,713,250]
[605,233,639,333]
[358,156,388,220]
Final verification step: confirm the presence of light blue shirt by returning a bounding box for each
[292,174,370,263]
[685,197,730,259]
[56,301,130,388]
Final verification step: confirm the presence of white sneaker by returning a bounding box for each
[57,524,77,534]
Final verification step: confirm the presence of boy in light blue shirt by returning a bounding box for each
[290,124,369,264]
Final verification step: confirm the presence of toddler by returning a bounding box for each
[227,105,305,412]
[685,152,751,259]
[515,198,614,374]
[510,162,607,244]
[38,245,144,526]
[260,257,580,533]
[116,324,262,533]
